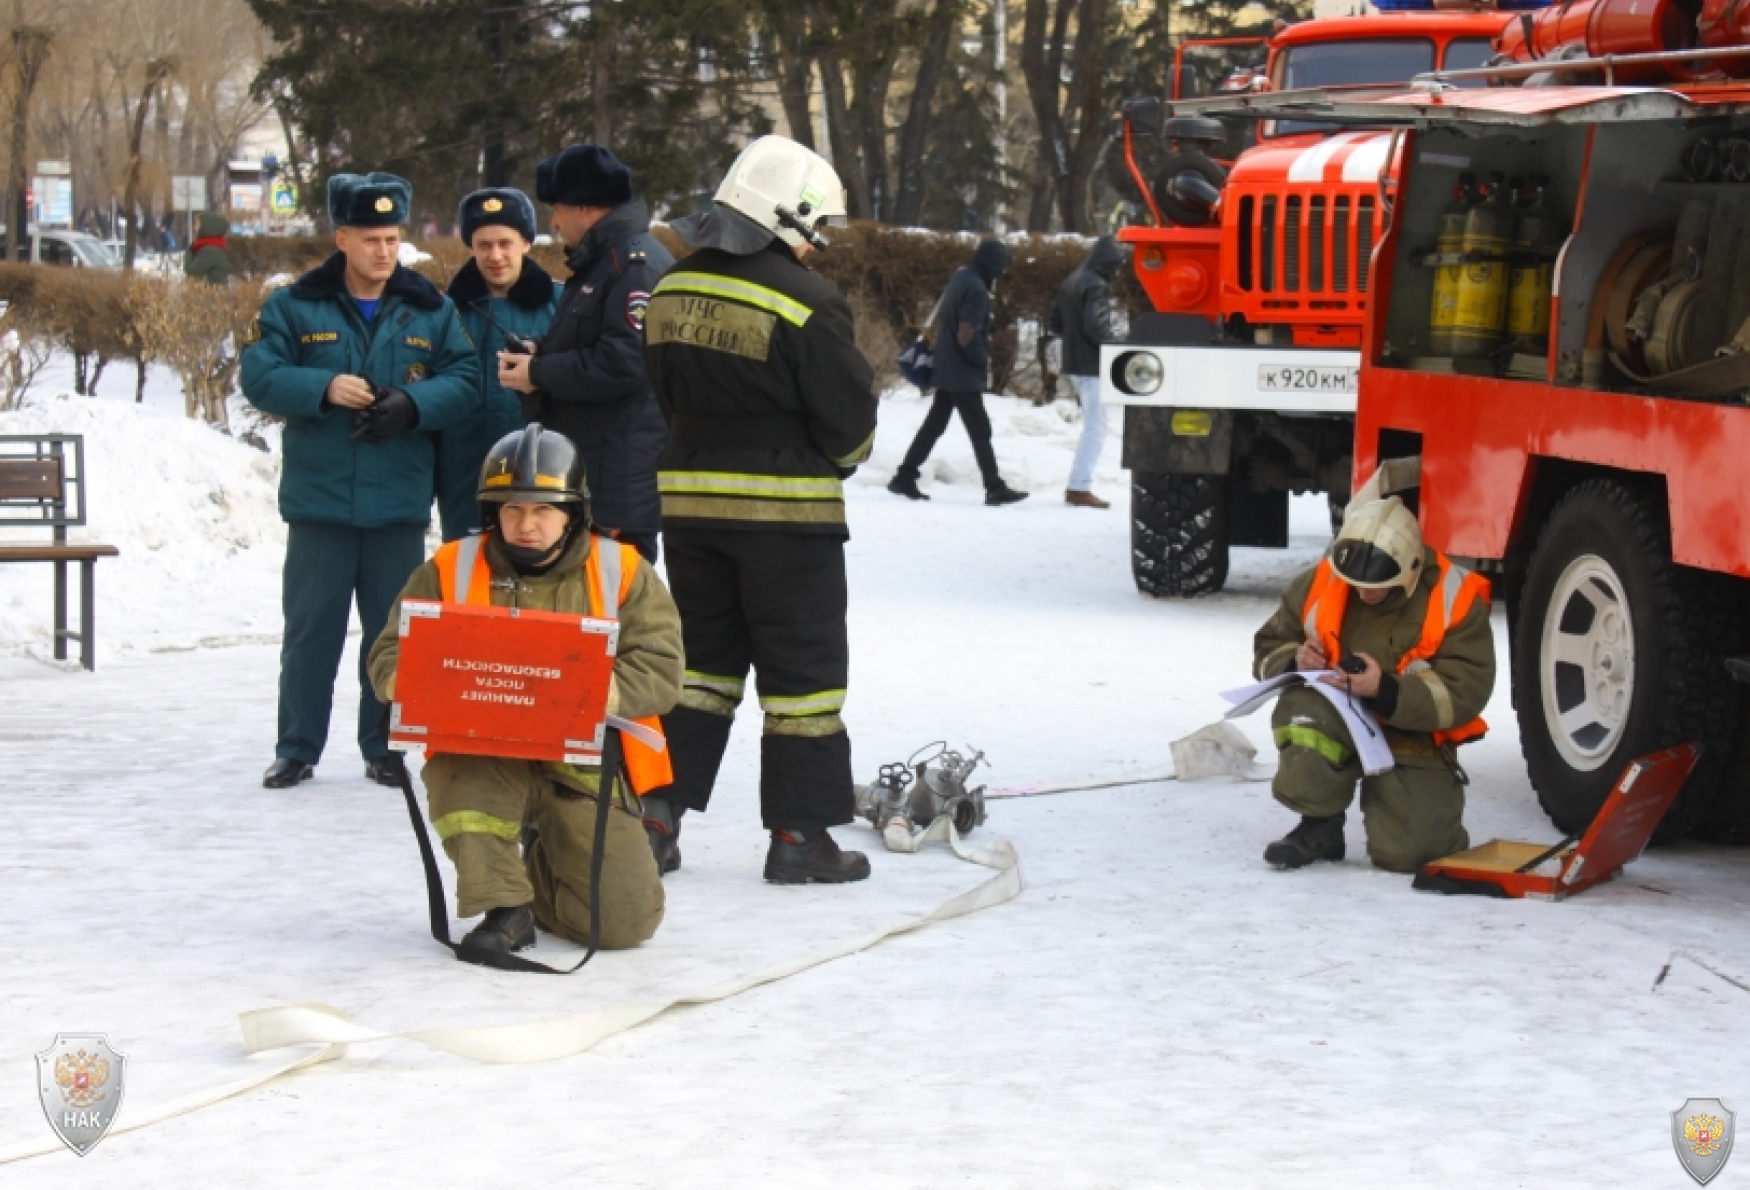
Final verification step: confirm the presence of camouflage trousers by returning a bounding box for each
[421,753,664,949]
[1269,687,1469,873]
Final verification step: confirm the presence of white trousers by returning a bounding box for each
[1067,374,1107,493]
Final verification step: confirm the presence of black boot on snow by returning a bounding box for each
[764,829,872,885]
[262,758,314,789]
[643,797,683,876]
[1263,813,1347,869]
[364,753,407,788]
[985,481,1029,507]
[459,904,536,958]
[887,473,929,501]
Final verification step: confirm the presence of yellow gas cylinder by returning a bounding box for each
[1507,175,1565,355]
[1428,172,1477,357]
[1452,172,1515,358]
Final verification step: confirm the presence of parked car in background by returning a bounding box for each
[11,231,121,269]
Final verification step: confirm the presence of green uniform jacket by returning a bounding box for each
[241,253,480,528]
[367,528,684,772]
[435,257,562,540]
[1253,547,1498,765]
[644,241,878,537]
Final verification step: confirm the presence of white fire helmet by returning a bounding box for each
[713,135,849,251]
[1330,496,1424,593]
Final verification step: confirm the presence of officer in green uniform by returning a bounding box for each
[435,187,561,541]
[242,172,479,790]
[1252,496,1497,872]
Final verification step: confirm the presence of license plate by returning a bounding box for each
[1257,365,1358,393]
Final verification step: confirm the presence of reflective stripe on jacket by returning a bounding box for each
[431,533,674,792]
[1301,552,1491,748]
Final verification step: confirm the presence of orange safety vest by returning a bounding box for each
[1300,551,1491,749]
[431,532,674,793]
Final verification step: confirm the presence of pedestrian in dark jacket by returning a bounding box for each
[1049,235,1124,508]
[497,144,673,561]
[437,187,562,540]
[184,212,231,285]
[241,171,480,792]
[889,238,1027,505]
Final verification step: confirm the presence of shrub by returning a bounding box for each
[127,277,264,426]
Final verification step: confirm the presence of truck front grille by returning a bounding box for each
[1238,191,1376,301]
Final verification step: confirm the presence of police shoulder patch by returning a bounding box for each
[626,290,651,333]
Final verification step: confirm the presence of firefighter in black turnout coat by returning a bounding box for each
[642,135,879,884]
[498,144,673,561]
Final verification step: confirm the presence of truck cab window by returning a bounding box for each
[1441,38,1495,87]
[1272,40,1436,136]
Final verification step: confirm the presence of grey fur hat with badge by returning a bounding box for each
[328,172,413,228]
[457,187,538,246]
[535,145,632,208]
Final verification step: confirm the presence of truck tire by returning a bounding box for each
[1131,471,1229,597]
[1512,480,1737,841]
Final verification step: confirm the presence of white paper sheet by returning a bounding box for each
[1220,669,1397,776]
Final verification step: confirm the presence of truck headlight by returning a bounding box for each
[1120,351,1164,396]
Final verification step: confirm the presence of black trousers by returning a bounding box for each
[658,527,853,832]
[897,388,1000,489]
[277,522,425,765]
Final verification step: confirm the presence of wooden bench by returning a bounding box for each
[0,434,119,670]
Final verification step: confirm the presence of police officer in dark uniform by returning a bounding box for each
[642,135,878,884]
[497,144,672,561]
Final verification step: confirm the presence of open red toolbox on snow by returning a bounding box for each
[1415,743,1700,900]
[387,599,617,764]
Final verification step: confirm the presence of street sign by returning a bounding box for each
[34,160,69,176]
[31,176,72,227]
[269,181,298,214]
[171,175,206,213]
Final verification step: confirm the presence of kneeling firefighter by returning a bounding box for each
[642,135,879,884]
[367,424,684,960]
[1251,495,1496,873]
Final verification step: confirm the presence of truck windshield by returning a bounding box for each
[1273,39,1436,135]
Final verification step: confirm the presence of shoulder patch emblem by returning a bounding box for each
[626,290,651,333]
[404,361,428,384]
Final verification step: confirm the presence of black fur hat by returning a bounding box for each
[534,145,632,208]
[327,172,412,228]
[457,187,537,246]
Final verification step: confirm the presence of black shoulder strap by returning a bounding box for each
[393,730,622,975]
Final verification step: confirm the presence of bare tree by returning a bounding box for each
[1020,0,1110,233]
[5,22,52,261]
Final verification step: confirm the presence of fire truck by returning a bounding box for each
[1106,11,1512,596]
[1174,8,1750,841]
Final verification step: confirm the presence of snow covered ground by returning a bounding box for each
[3,384,1750,1186]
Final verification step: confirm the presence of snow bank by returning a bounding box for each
[0,395,286,659]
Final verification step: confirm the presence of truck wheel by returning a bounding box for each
[1512,480,1737,840]
[1131,472,1229,597]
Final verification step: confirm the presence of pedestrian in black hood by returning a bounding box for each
[1050,235,1125,508]
[889,238,1028,506]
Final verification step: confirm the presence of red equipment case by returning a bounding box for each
[387,599,617,764]
[1419,744,1700,899]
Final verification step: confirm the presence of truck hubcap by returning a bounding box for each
[1540,555,1635,772]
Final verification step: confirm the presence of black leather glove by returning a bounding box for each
[351,386,420,442]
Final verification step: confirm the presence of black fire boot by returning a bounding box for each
[459,904,536,958]
[364,753,407,788]
[643,797,683,876]
[1263,813,1347,869]
[764,829,872,885]
[262,758,314,789]
[984,481,1029,507]
[887,473,929,501]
